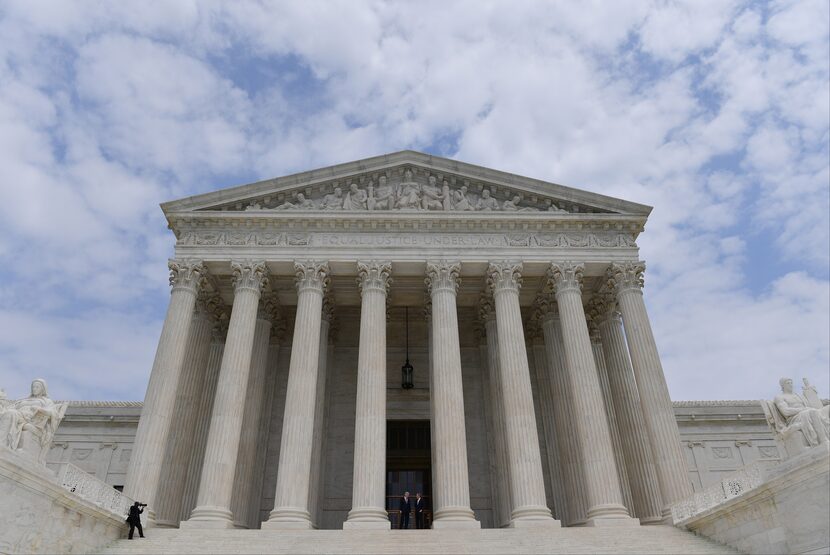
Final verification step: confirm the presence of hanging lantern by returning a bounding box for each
[401,306,414,389]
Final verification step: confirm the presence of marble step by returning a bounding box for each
[98,526,738,554]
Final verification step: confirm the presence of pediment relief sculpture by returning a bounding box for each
[761,377,830,458]
[0,379,68,464]
[220,167,587,214]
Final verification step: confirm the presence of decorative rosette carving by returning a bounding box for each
[547,261,584,295]
[607,261,646,294]
[294,261,330,293]
[486,261,523,294]
[168,259,207,293]
[425,261,461,295]
[356,261,392,295]
[231,260,269,295]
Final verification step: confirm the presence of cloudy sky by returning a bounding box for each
[0,0,827,402]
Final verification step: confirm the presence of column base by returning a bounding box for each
[262,507,313,530]
[585,516,640,527]
[432,506,480,529]
[343,506,390,529]
[509,505,557,526]
[639,515,666,525]
[153,519,178,529]
[181,506,235,529]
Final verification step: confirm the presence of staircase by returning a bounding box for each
[98,526,738,554]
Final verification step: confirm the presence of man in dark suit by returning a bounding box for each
[126,501,146,539]
[398,491,411,529]
[414,492,426,529]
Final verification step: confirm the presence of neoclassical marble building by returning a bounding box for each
[116,151,706,531]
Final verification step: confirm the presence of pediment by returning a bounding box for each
[161,151,651,218]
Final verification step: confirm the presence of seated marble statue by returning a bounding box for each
[0,379,67,463]
[762,377,829,457]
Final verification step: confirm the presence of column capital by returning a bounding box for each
[356,261,392,296]
[231,260,269,295]
[425,260,461,295]
[486,261,523,294]
[547,261,584,295]
[607,261,646,295]
[169,259,207,294]
[294,261,330,294]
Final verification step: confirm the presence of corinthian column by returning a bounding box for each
[181,312,227,522]
[308,297,334,528]
[425,261,479,529]
[539,303,588,526]
[594,299,664,524]
[344,261,392,529]
[609,262,692,517]
[548,262,636,526]
[231,294,281,528]
[527,304,567,524]
[264,261,329,529]
[585,311,635,516]
[487,262,556,527]
[184,261,268,528]
[124,259,206,521]
[480,297,512,528]
[155,291,217,527]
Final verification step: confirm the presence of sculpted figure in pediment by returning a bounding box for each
[395,169,421,209]
[367,176,395,210]
[0,379,67,464]
[275,192,315,210]
[343,182,368,210]
[453,185,475,211]
[476,189,500,211]
[503,195,537,212]
[547,200,569,213]
[320,187,344,210]
[244,201,263,211]
[421,176,443,210]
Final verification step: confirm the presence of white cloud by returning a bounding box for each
[0,0,826,402]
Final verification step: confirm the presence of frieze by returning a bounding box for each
[177,231,638,249]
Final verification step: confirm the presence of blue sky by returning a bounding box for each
[0,0,827,401]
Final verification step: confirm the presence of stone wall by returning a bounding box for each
[677,446,830,555]
[0,447,127,554]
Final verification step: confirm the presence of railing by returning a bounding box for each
[671,460,772,524]
[56,462,134,519]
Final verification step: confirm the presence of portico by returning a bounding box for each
[123,151,692,531]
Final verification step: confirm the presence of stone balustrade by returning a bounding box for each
[57,462,135,519]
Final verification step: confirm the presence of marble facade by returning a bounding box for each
[52,152,762,531]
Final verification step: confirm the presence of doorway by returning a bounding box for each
[386,420,431,529]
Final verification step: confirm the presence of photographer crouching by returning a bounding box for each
[126,501,147,539]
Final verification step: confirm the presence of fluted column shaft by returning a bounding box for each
[231,296,278,528]
[549,262,635,526]
[426,261,479,528]
[483,309,512,527]
[124,260,205,520]
[530,336,568,523]
[488,262,556,527]
[181,332,225,521]
[540,310,588,526]
[344,261,391,528]
[247,336,282,528]
[309,323,333,529]
[265,261,329,529]
[598,309,664,524]
[185,261,268,528]
[155,299,214,527]
[610,262,692,516]
[590,335,635,515]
